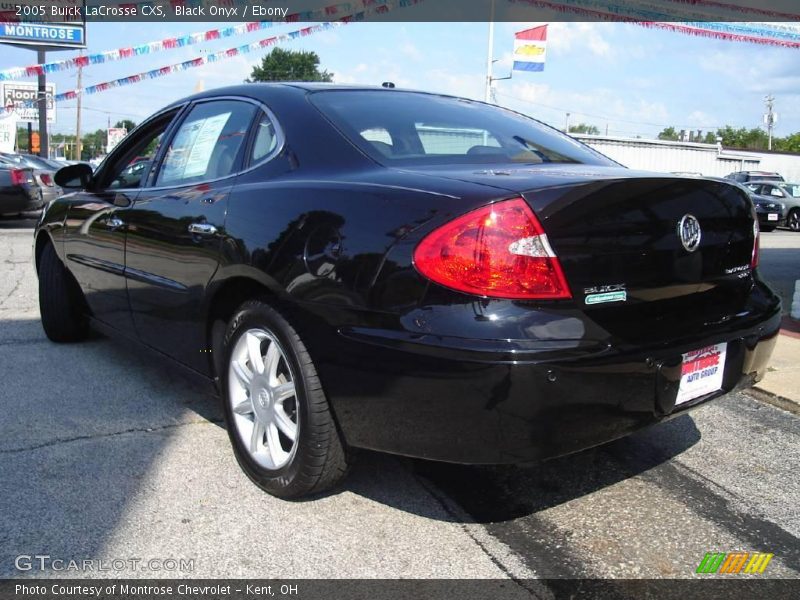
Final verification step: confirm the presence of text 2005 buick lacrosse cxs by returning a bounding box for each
[36,84,780,498]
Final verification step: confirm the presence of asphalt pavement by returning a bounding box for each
[0,220,798,584]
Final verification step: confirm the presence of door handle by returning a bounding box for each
[188,223,218,236]
[105,217,125,231]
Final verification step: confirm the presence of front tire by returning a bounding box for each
[38,241,89,342]
[788,208,800,232]
[221,300,349,499]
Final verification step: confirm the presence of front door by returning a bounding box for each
[62,110,181,336]
[124,99,259,372]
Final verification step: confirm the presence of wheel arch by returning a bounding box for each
[34,229,56,275]
[203,268,284,381]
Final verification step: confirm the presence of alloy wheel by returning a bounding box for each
[790,210,800,232]
[227,328,299,470]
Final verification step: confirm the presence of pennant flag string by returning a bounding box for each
[659,0,800,21]
[0,21,275,82]
[51,22,344,104]
[507,0,800,47]
[508,0,800,22]
[0,0,423,82]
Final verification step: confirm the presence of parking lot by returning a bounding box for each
[1,220,798,581]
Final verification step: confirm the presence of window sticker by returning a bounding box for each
[160,112,231,183]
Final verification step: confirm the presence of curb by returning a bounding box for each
[780,316,800,339]
[746,387,800,416]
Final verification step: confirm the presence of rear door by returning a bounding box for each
[124,98,259,372]
[62,110,181,335]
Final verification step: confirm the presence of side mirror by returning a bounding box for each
[54,163,93,190]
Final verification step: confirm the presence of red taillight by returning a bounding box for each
[751,216,759,269]
[10,169,28,186]
[39,173,53,186]
[413,198,572,299]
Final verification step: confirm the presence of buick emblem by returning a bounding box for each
[677,214,701,252]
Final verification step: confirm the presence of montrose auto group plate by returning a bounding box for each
[676,343,727,405]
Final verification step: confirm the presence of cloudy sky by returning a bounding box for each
[2,20,798,140]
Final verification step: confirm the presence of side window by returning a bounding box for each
[104,116,173,190]
[770,187,783,197]
[360,127,394,156]
[156,100,256,187]
[250,112,279,163]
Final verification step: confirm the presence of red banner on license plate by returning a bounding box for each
[676,343,727,405]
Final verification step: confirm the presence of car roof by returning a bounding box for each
[161,82,467,113]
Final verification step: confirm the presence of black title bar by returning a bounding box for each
[0,0,799,23]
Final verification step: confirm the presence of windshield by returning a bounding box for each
[310,90,616,167]
[779,183,800,197]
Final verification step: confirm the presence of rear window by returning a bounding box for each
[310,90,615,167]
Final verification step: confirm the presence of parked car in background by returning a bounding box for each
[725,171,784,184]
[0,164,42,217]
[38,84,780,498]
[693,176,784,233]
[0,152,62,204]
[745,181,800,231]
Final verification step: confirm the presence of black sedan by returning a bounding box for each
[39,84,780,498]
[0,164,42,217]
[750,194,786,232]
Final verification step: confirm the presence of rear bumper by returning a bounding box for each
[312,290,781,464]
[40,186,61,204]
[0,186,44,215]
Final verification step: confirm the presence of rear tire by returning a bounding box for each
[221,300,349,499]
[38,241,89,342]
[788,209,800,232]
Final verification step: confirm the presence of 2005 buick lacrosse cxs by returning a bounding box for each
[36,84,780,498]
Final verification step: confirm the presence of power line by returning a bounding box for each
[495,90,753,132]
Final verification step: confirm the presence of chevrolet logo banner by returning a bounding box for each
[513,24,547,72]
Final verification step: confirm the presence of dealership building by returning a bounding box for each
[573,134,800,181]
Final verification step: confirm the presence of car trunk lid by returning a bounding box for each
[399,164,759,344]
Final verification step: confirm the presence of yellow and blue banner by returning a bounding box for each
[513,25,547,72]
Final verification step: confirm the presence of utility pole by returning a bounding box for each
[75,52,83,161]
[764,95,776,151]
[37,49,48,158]
[484,0,496,103]
[565,112,570,133]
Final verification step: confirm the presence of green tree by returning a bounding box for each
[247,48,333,83]
[716,125,770,150]
[81,128,106,159]
[114,119,137,132]
[657,126,680,141]
[15,126,29,152]
[775,132,800,153]
[702,131,718,144]
[568,123,600,135]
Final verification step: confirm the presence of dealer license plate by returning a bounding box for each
[768,213,779,221]
[676,343,727,406]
